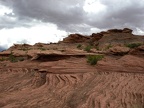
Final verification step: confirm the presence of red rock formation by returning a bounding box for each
[89,33,103,43]
[97,28,144,49]
[62,28,144,50]
[108,28,123,33]
[63,34,90,43]
[9,43,32,50]
[0,54,144,107]
[109,46,130,55]
[107,28,133,33]
[0,28,144,108]
[122,28,133,33]
[129,45,144,55]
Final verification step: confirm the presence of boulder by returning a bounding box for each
[107,28,132,34]
[90,33,103,41]
[138,45,144,50]
[9,43,32,50]
[108,29,123,33]
[122,28,133,33]
[34,43,44,47]
[97,28,144,49]
[129,45,144,55]
[109,46,130,55]
[63,34,90,43]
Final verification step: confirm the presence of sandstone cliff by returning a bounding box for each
[0,28,144,108]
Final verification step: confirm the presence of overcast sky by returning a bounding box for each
[0,0,144,50]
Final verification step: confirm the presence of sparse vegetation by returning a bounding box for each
[18,48,31,51]
[77,44,82,49]
[0,57,6,61]
[125,43,142,48]
[53,48,58,50]
[106,44,112,50]
[9,53,18,63]
[38,47,46,51]
[87,55,104,65]
[8,52,25,62]
[22,48,28,51]
[95,46,100,50]
[84,45,92,52]
[18,57,25,61]
[60,49,65,52]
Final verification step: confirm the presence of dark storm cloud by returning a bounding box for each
[0,0,144,33]
[0,14,33,29]
[0,0,86,32]
[0,47,4,51]
[87,0,144,30]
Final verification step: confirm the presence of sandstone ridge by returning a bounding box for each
[0,28,144,108]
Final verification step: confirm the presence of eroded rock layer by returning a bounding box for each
[0,28,144,108]
[0,67,144,108]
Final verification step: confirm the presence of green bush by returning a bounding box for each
[106,44,112,50]
[77,44,82,49]
[126,43,142,48]
[87,55,104,65]
[95,46,100,50]
[18,57,25,61]
[0,57,5,61]
[84,45,92,52]
[9,54,18,63]
[18,48,31,51]
[38,47,46,51]
[22,48,28,51]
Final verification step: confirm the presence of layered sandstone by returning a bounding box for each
[0,28,144,108]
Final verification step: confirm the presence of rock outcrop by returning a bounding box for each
[122,28,133,33]
[107,28,132,33]
[63,34,90,43]
[0,28,144,108]
[89,33,103,44]
[97,28,144,49]
[129,45,144,55]
[109,46,130,55]
[62,28,144,50]
[9,43,32,50]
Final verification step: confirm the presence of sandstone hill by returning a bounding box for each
[0,28,144,108]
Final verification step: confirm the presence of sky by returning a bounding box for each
[0,0,144,50]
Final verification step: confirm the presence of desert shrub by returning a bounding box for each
[18,57,25,61]
[77,44,82,49]
[87,55,104,65]
[0,57,5,61]
[95,46,100,50]
[126,43,142,48]
[53,48,58,50]
[22,48,28,51]
[106,44,112,50]
[9,54,18,63]
[84,45,92,52]
[38,47,46,51]
[61,49,65,52]
[18,48,31,51]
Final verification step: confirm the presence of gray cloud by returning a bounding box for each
[0,0,86,32]
[16,39,30,44]
[87,0,144,30]
[0,47,5,51]
[0,45,7,51]
[0,0,144,33]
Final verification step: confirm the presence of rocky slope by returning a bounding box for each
[0,28,144,108]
